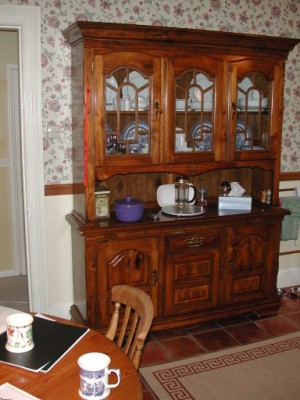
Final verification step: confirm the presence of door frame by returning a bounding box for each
[6,63,27,277]
[0,5,49,313]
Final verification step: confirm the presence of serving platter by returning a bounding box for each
[161,205,205,217]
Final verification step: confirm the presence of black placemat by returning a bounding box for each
[0,316,88,372]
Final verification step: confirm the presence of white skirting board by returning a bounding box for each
[277,267,300,288]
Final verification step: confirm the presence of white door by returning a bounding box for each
[0,62,27,278]
[0,5,49,313]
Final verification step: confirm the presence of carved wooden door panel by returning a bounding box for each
[225,224,273,304]
[164,250,220,316]
[95,236,158,328]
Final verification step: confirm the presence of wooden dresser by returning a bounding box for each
[63,22,299,331]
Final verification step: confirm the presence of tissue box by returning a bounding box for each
[218,195,252,210]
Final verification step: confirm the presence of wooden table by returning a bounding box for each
[0,316,143,399]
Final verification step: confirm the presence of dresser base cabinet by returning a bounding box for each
[67,207,286,332]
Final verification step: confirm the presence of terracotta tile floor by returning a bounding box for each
[139,288,300,400]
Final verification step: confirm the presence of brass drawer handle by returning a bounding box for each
[184,237,205,247]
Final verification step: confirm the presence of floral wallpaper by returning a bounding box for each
[1,0,300,183]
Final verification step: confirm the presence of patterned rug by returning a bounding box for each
[140,331,300,400]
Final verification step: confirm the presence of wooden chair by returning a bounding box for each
[105,284,154,369]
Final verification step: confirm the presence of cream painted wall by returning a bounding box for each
[44,195,74,319]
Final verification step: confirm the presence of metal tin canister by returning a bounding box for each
[95,186,110,219]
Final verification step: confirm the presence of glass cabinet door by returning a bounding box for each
[229,59,275,160]
[236,73,271,152]
[175,70,214,154]
[166,55,222,163]
[105,68,150,156]
[94,52,161,167]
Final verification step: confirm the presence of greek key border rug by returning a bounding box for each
[140,331,300,400]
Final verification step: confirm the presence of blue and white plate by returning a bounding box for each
[189,121,212,151]
[189,74,213,104]
[237,77,252,101]
[236,121,252,150]
[122,71,149,101]
[121,120,149,153]
[106,76,118,104]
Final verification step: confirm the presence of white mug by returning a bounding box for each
[6,313,34,353]
[78,352,121,400]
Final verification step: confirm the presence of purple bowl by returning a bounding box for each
[114,195,144,222]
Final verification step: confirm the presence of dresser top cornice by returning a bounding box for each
[63,21,300,58]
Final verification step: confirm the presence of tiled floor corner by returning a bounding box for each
[140,288,300,399]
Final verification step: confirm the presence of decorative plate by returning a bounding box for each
[236,121,252,150]
[120,120,149,154]
[105,76,118,103]
[189,74,213,103]
[189,121,213,151]
[122,71,149,101]
[237,77,252,101]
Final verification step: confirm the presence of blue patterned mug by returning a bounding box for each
[78,353,121,400]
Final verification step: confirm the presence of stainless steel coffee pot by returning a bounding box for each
[175,175,197,208]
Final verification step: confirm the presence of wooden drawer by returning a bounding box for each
[164,250,220,316]
[165,229,222,253]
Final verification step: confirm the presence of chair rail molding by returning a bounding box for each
[0,5,49,313]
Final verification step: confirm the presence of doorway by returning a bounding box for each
[0,5,49,313]
[0,44,28,309]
